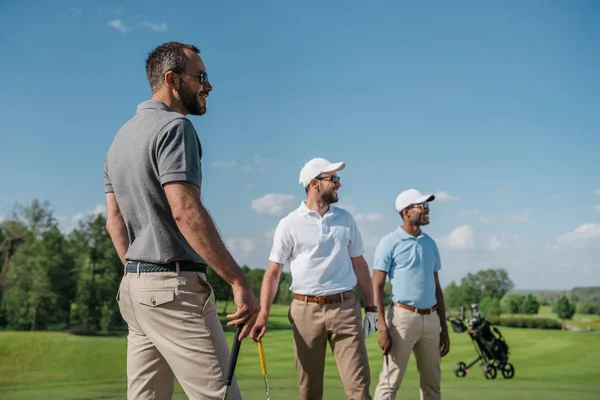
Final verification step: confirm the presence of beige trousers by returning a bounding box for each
[374,306,441,400]
[116,265,241,400]
[288,295,372,400]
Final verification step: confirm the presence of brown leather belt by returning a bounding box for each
[293,290,354,305]
[393,302,438,315]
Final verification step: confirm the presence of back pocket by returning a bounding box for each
[137,288,175,307]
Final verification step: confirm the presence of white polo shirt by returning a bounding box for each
[269,202,364,296]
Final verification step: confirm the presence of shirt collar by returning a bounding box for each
[396,226,424,240]
[299,201,336,218]
[137,99,176,113]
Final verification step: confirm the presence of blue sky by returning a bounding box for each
[1,1,598,290]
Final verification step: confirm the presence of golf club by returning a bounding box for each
[222,324,244,400]
[385,354,392,400]
[257,340,271,400]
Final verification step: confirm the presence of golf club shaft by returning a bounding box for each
[226,324,244,386]
[222,324,244,399]
[257,341,271,398]
[386,354,391,400]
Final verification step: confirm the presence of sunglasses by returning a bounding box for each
[409,202,430,210]
[174,70,209,85]
[315,175,341,184]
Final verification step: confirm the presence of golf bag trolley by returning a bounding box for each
[446,304,515,380]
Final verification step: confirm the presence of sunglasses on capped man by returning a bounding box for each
[315,175,341,184]
[409,202,429,210]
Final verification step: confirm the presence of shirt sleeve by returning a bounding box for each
[433,240,442,272]
[269,219,293,264]
[104,162,114,193]
[372,237,392,273]
[348,213,364,258]
[155,118,202,188]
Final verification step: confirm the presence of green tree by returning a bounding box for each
[443,281,465,309]
[245,268,265,299]
[1,200,74,330]
[479,296,501,316]
[553,295,576,321]
[500,293,524,314]
[521,294,540,315]
[67,214,124,333]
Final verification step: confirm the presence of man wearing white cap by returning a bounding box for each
[251,157,378,400]
[372,189,449,400]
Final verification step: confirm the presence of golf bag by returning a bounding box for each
[447,304,515,380]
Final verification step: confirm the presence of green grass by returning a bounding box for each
[1,304,600,399]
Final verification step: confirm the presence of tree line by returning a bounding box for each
[1,199,596,333]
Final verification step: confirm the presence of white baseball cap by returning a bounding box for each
[395,189,435,212]
[299,158,346,187]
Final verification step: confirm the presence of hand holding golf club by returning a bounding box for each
[227,281,261,340]
[378,326,392,356]
[250,310,269,342]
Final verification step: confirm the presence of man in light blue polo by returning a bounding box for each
[372,189,450,400]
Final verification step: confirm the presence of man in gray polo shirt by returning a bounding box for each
[104,41,259,400]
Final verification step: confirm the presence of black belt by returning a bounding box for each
[125,261,207,274]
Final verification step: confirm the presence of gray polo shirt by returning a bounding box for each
[104,100,206,265]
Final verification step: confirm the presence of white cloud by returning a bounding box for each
[488,236,502,251]
[555,223,600,250]
[594,189,600,196]
[138,21,168,32]
[443,225,476,250]
[225,237,256,260]
[478,216,491,224]
[253,153,276,166]
[504,208,532,223]
[108,19,130,33]
[355,212,383,222]
[72,204,107,224]
[458,209,491,224]
[458,209,479,216]
[241,165,254,172]
[212,160,237,168]
[486,233,520,251]
[251,194,295,217]
[435,191,460,202]
[551,194,561,200]
[593,204,600,213]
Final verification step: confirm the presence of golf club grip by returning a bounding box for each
[257,341,267,375]
[225,324,244,385]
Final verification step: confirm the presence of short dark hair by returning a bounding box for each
[145,42,200,93]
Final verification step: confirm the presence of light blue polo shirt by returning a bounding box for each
[373,227,441,309]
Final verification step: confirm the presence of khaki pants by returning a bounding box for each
[374,306,441,400]
[116,265,241,400]
[288,295,372,400]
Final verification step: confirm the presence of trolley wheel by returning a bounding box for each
[502,363,515,379]
[483,364,497,380]
[454,361,468,378]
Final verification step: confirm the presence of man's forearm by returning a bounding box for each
[174,202,246,287]
[106,216,129,265]
[436,288,448,331]
[260,265,282,316]
[353,260,374,307]
[372,270,388,328]
[375,284,387,327]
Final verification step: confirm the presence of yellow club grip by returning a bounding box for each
[257,341,267,376]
